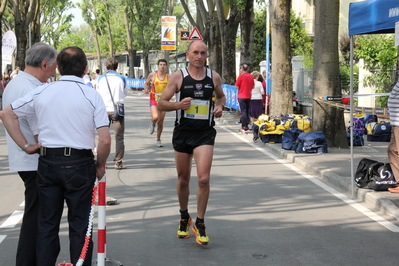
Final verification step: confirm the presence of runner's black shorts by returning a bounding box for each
[172,127,217,154]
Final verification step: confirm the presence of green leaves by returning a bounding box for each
[354,34,397,107]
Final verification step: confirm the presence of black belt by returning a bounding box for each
[40,147,93,157]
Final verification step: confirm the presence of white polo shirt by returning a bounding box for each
[97,71,129,112]
[2,71,43,171]
[11,76,109,150]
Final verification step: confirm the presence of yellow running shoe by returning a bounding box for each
[192,223,209,245]
[177,216,192,238]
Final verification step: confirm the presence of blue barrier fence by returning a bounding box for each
[127,79,239,110]
[127,78,146,89]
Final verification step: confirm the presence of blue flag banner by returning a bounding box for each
[349,0,398,35]
[222,84,240,110]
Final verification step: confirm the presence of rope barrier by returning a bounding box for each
[314,97,389,116]
[75,179,98,266]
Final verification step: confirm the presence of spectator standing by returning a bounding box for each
[258,73,266,107]
[0,46,111,266]
[1,43,57,266]
[249,71,265,126]
[97,58,129,169]
[235,64,254,132]
[10,66,20,79]
[83,71,91,84]
[144,59,169,147]
[93,69,101,89]
[158,40,226,245]
[388,80,399,192]
[1,75,11,110]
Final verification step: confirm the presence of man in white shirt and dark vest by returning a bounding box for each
[158,40,226,245]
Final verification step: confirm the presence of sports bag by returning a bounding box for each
[282,128,303,150]
[368,163,397,191]
[294,131,328,153]
[362,114,378,130]
[355,158,377,188]
[290,117,312,132]
[366,121,391,142]
[113,102,125,120]
[351,117,365,135]
[347,131,364,146]
[355,158,397,191]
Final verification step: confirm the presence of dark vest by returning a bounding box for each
[175,68,215,131]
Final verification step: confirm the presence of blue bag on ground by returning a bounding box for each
[294,131,328,153]
[366,121,391,142]
[347,131,364,146]
[282,128,303,150]
[362,114,378,131]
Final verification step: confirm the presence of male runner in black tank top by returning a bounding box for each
[158,40,226,245]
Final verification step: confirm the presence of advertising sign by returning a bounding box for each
[161,16,176,50]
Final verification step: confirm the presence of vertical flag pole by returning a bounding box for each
[265,0,272,114]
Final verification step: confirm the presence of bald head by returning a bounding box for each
[186,41,208,68]
[187,40,207,52]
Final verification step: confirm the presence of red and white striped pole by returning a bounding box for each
[97,174,107,266]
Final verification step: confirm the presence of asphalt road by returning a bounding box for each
[1,91,399,266]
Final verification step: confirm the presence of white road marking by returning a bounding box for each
[0,210,24,229]
[0,235,6,245]
[220,125,399,233]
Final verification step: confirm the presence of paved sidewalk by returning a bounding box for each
[216,111,399,222]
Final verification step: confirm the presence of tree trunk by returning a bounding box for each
[208,12,222,74]
[88,27,102,73]
[31,1,41,44]
[270,0,292,116]
[143,50,150,77]
[124,6,134,78]
[215,0,239,85]
[239,0,254,71]
[312,0,347,148]
[10,0,39,70]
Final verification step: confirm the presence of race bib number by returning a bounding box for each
[155,93,162,102]
[184,100,210,120]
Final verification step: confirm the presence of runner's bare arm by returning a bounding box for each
[212,71,226,118]
[144,72,154,94]
[158,71,192,111]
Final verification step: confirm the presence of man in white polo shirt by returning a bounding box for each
[1,42,57,266]
[0,46,111,266]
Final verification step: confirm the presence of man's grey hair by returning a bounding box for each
[25,43,57,67]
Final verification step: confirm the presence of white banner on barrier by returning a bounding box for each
[2,30,16,74]
[396,21,399,46]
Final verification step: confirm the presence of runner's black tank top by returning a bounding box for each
[175,67,215,131]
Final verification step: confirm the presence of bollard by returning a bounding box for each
[97,175,107,266]
[95,173,123,266]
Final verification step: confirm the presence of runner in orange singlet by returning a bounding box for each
[144,59,168,147]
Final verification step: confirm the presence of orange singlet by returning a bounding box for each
[150,71,168,106]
